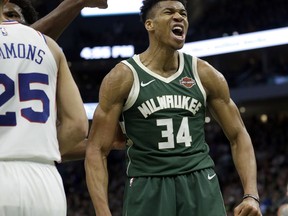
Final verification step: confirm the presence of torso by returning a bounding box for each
[121,52,215,177]
[0,21,60,162]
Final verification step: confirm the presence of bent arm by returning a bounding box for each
[85,63,132,215]
[61,139,87,162]
[62,122,126,162]
[47,36,88,156]
[208,86,260,215]
[31,0,108,40]
[209,97,258,197]
[199,59,261,215]
[85,104,122,216]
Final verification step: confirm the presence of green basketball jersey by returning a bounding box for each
[122,52,214,177]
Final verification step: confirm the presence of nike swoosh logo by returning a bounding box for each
[140,79,155,87]
[208,173,216,180]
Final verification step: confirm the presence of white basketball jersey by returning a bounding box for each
[0,21,60,162]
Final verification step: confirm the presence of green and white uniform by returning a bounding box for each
[121,52,226,216]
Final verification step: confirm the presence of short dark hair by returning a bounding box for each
[10,0,38,24]
[140,0,187,23]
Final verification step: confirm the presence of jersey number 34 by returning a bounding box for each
[157,117,192,149]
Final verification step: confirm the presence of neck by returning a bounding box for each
[140,48,179,76]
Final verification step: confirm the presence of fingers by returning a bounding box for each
[234,201,262,216]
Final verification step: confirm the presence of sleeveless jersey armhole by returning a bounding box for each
[121,59,140,111]
[36,31,47,44]
[192,56,207,107]
[39,33,58,77]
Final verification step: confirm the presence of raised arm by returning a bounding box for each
[85,63,132,215]
[46,35,89,156]
[31,0,108,40]
[198,59,261,216]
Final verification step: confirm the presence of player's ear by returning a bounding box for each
[145,19,154,32]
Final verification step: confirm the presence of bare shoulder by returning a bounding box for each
[102,62,133,88]
[44,35,63,66]
[107,61,133,79]
[45,35,60,52]
[99,61,134,103]
[197,58,229,97]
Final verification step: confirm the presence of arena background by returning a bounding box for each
[30,0,288,215]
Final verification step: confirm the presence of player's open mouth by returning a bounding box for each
[171,25,185,40]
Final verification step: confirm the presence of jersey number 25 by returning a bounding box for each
[0,73,50,126]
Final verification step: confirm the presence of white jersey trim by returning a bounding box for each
[192,56,207,107]
[121,59,140,111]
[133,52,185,83]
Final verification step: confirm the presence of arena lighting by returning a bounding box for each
[181,27,288,57]
[84,103,98,120]
[80,45,134,60]
[81,0,142,17]
[80,27,288,60]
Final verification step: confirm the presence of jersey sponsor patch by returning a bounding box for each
[179,76,195,88]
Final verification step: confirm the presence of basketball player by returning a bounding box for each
[0,0,88,214]
[85,0,262,215]
[2,0,126,161]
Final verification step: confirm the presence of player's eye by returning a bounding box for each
[4,12,20,19]
[163,10,173,15]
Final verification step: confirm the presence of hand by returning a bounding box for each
[81,0,108,9]
[112,124,126,150]
[234,198,262,216]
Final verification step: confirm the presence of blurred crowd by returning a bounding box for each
[189,0,288,41]
[209,114,288,216]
